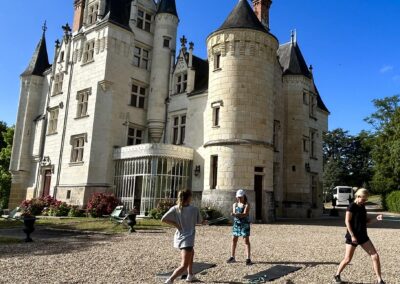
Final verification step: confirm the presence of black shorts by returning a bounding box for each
[345,236,370,247]
[180,246,193,252]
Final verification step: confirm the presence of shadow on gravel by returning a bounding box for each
[255,261,339,267]
[0,228,118,258]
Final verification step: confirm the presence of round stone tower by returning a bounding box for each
[202,0,279,222]
[147,0,179,143]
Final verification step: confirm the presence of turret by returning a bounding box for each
[147,0,179,143]
[9,24,51,207]
[202,0,279,222]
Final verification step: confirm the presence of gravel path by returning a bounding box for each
[1,219,399,284]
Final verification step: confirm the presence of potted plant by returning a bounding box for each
[126,207,138,233]
[20,208,36,242]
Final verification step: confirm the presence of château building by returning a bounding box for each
[9,0,329,221]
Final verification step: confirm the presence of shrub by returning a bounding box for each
[49,201,71,217]
[87,193,120,218]
[200,206,223,221]
[68,206,84,217]
[20,195,58,216]
[386,191,400,213]
[149,199,175,219]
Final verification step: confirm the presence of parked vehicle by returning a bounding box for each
[332,186,354,206]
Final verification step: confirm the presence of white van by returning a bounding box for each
[333,186,354,206]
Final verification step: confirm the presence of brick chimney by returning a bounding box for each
[252,0,272,31]
[73,0,85,32]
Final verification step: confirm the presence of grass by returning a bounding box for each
[1,217,167,234]
[0,236,21,245]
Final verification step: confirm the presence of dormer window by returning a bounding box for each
[176,73,187,93]
[137,9,152,32]
[87,2,99,26]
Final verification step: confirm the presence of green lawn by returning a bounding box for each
[0,236,21,244]
[0,217,167,234]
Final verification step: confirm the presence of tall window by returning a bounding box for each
[127,128,143,146]
[310,129,317,158]
[87,2,99,25]
[213,107,220,127]
[176,73,187,93]
[214,53,221,70]
[53,73,64,95]
[303,135,310,152]
[83,40,95,63]
[303,91,309,105]
[77,89,90,118]
[211,155,218,189]
[133,46,149,69]
[309,93,317,118]
[136,9,152,32]
[172,115,186,145]
[131,84,146,108]
[47,108,59,134]
[70,134,86,163]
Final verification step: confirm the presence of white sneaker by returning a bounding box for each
[186,274,196,282]
[164,278,173,284]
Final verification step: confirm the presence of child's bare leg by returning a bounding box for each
[244,237,251,259]
[231,236,238,257]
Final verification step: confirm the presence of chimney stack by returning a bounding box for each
[73,0,85,32]
[252,0,272,31]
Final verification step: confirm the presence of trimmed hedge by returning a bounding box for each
[385,191,400,213]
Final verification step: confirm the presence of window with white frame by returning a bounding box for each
[87,2,99,25]
[83,40,95,63]
[76,88,90,118]
[70,134,87,163]
[176,73,187,93]
[133,46,149,69]
[310,129,317,158]
[130,83,146,108]
[53,73,64,95]
[127,128,143,146]
[172,114,186,145]
[47,108,59,135]
[309,93,317,118]
[136,9,152,32]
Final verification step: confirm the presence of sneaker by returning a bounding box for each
[226,256,236,263]
[333,275,342,284]
[164,278,173,284]
[246,259,252,265]
[186,274,196,282]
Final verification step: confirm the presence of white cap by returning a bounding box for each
[236,189,245,198]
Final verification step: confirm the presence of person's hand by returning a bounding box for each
[376,214,383,221]
[351,235,358,244]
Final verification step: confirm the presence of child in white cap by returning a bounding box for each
[226,189,252,265]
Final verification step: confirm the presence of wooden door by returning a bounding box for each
[42,170,52,197]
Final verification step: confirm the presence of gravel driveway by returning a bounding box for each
[1,218,399,283]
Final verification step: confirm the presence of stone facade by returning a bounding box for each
[9,0,329,222]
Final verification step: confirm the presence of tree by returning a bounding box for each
[0,123,14,209]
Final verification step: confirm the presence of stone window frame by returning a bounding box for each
[163,36,171,49]
[210,155,218,190]
[309,92,317,119]
[171,114,186,145]
[130,81,147,109]
[47,107,59,135]
[70,133,88,164]
[76,88,91,119]
[82,40,95,64]
[303,89,309,105]
[127,126,143,146]
[214,52,222,70]
[309,128,318,159]
[52,73,64,96]
[86,1,99,26]
[211,101,223,128]
[176,72,188,94]
[136,8,152,33]
[303,135,310,153]
[133,45,150,70]
[58,51,65,63]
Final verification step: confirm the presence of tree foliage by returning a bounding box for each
[0,123,14,209]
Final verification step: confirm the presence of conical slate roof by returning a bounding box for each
[216,0,267,33]
[21,33,51,77]
[157,0,178,17]
[278,42,312,78]
[103,0,132,30]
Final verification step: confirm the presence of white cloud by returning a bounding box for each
[380,65,394,73]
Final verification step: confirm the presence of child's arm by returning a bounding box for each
[233,204,250,218]
[230,203,236,216]
[161,218,181,231]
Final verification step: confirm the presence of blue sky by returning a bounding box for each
[0,0,399,134]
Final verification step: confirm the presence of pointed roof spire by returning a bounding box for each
[278,32,311,78]
[216,0,267,33]
[21,22,51,77]
[157,0,178,18]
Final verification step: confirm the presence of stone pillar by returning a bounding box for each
[147,13,178,143]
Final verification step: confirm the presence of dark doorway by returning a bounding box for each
[254,175,263,220]
[42,170,52,197]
